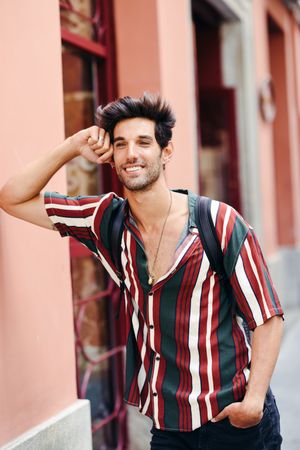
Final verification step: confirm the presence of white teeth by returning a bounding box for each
[126,166,142,172]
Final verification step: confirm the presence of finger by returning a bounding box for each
[100,149,113,163]
[211,407,229,423]
[90,142,104,151]
[92,133,111,153]
[90,130,109,149]
[87,127,106,147]
[88,125,100,142]
[98,129,106,146]
[97,148,113,164]
[102,132,110,149]
[97,145,113,164]
[88,137,99,148]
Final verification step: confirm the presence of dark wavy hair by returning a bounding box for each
[95,92,176,149]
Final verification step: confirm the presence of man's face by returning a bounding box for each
[112,117,164,192]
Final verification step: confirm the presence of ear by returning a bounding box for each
[161,141,174,167]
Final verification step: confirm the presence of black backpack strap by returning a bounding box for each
[195,196,251,342]
[195,196,226,280]
[110,199,127,276]
[110,199,127,319]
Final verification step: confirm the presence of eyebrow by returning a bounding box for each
[114,135,154,143]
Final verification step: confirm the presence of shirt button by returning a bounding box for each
[153,392,158,397]
[149,292,153,296]
[156,356,160,361]
[149,324,154,329]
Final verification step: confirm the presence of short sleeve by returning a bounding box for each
[213,201,284,330]
[44,191,124,285]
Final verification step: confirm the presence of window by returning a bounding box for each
[60,2,126,448]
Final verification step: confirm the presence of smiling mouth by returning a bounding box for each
[124,165,144,173]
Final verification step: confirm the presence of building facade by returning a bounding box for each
[1,1,299,449]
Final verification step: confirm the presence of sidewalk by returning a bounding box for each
[271,309,300,450]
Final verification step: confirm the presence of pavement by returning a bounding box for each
[271,308,300,450]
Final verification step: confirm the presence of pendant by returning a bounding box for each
[148,275,154,285]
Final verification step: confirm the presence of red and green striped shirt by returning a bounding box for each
[44,189,283,431]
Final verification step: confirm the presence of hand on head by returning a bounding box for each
[70,126,113,165]
[87,127,114,164]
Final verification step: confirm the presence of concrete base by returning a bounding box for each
[127,405,152,450]
[268,247,300,311]
[2,400,92,450]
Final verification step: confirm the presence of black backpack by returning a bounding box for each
[110,195,230,319]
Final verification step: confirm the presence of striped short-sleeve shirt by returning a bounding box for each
[44,189,283,432]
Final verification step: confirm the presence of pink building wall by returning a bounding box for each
[114,0,198,193]
[253,0,300,254]
[0,1,77,445]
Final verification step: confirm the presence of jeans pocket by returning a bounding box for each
[224,415,263,432]
[207,416,264,450]
[224,401,269,432]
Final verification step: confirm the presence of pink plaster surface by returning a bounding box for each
[252,0,300,252]
[288,24,300,245]
[252,0,278,255]
[0,1,77,445]
[113,0,161,95]
[114,0,198,193]
[156,0,198,192]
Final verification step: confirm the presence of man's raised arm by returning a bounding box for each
[0,126,112,230]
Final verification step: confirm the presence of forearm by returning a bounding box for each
[0,137,77,207]
[243,315,284,409]
[213,315,284,426]
[0,126,110,230]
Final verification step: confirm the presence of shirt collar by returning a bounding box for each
[127,189,198,229]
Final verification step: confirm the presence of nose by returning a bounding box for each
[127,141,138,159]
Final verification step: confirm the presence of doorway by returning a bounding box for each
[192,0,241,211]
[267,13,294,245]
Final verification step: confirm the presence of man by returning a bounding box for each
[0,93,283,449]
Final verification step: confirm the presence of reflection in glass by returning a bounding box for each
[60,0,98,41]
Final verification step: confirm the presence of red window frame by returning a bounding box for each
[60,1,127,448]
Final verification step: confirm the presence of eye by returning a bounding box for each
[114,141,126,149]
[139,141,151,146]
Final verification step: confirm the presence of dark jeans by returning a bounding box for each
[150,389,282,450]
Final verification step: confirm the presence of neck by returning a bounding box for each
[125,181,172,232]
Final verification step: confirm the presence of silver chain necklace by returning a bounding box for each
[148,191,173,285]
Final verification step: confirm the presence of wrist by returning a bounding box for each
[242,392,265,413]
[56,136,80,162]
